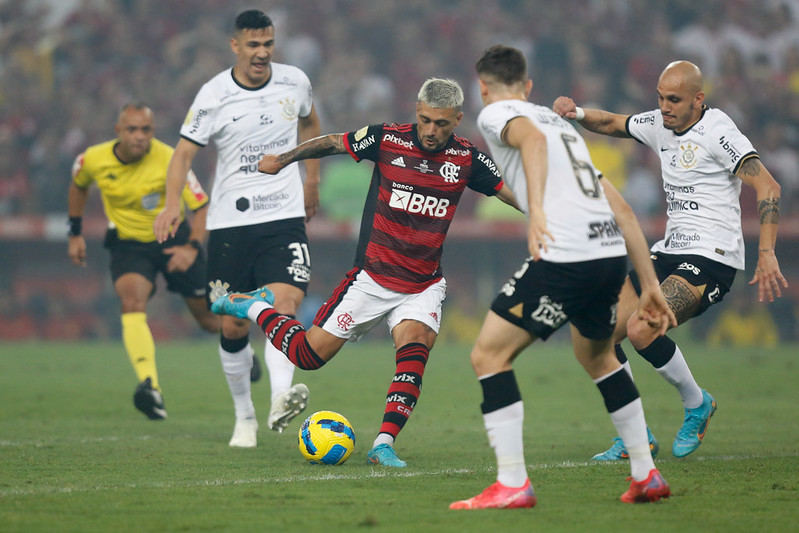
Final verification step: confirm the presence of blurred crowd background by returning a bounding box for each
[1,0,798,343]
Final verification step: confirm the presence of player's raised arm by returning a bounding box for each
[552,96,631,138]
[258,133,347,175]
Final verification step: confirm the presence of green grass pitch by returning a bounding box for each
[1,338,797,532]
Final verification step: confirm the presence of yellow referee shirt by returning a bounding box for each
[72,138,208,242]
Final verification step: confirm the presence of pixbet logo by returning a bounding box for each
[389,188,450,217]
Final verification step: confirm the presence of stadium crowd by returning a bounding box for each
[1,0,798,340]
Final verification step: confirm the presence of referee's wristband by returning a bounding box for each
[68,216,82,237]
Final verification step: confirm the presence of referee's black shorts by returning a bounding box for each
[105,220,207,299]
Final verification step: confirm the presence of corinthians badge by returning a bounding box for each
[280,97,298,121]
[679,142,699,169]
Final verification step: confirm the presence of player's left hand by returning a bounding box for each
[636,287,678,336]
[749,249,788,303]
[164,244,198,273]
[304,180,320,221]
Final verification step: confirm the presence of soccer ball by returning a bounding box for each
[298,410,356,465]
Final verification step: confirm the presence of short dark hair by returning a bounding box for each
[475,45,527,86]
[234,9,273,33]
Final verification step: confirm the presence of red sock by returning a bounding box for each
[255,308,326,370]
[378,343,429,439]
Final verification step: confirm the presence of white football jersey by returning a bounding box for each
[627,107,757,270]
[180,63,314,230]
[478,100,626,262]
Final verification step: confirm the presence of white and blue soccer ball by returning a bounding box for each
[298,410,356,465]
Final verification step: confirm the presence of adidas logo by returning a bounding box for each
[391,156,406,167]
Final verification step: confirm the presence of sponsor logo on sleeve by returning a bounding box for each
[351,134,375,152]
[354,126,369,141]
[477,152,501,178]
[187,108,208,134]
[718,135,741,164]
[71,153,85,178]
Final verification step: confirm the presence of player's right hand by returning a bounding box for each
[258,154,283,175]
[527,209,553,261]
[68,235,87,266]
[153,206,180,243]
[552,96,577,119]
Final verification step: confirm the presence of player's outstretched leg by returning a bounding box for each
[592,427,660,461]
[673,389,717,457]
[208,280,275,319]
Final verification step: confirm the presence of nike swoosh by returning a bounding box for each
[660,147,669,152]
[232,115,246,122]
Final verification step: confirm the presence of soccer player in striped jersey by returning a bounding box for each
[68,102,219,420]
[209,77,518,467]
[554,60,787,461]
[450,45,677,509]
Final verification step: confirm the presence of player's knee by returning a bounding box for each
[626,314,658,350]
[469,344,507,376]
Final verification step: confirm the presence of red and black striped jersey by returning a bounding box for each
[343,122,504,293]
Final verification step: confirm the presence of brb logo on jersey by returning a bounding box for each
[389,184,450,218]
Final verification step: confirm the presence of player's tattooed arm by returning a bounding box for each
[735,156,781,226]
[758,197,780,225]
[279,134,347,165]
[259,134,347,174]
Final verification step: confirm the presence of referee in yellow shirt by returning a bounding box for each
[67,102,219,419]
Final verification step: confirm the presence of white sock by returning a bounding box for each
[247,301,273,323]
[655,345,703,409]
[219,343,255,420]
[609,398,655,481]
[484,401,527,488]
[373,433,394,448]
[265,339,296,403]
